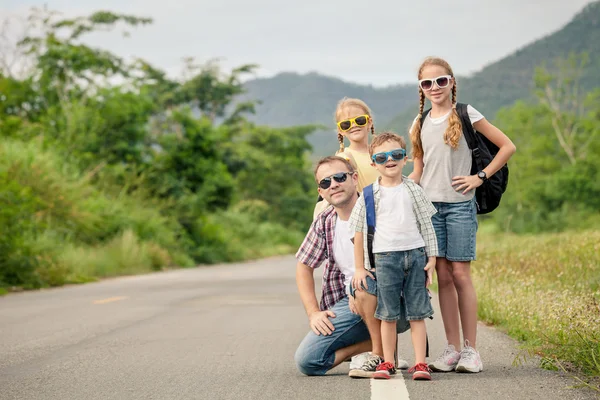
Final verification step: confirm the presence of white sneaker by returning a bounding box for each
[349,354,384,378]
[428,343,461,372]
[397,356,409,370]
[349,352,371,370]
[455,340,483,373]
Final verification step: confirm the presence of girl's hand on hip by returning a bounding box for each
[452,174,483,195]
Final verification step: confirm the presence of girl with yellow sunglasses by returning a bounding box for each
[313,97,380,218]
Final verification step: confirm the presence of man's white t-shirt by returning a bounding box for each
[333,218,355,294]
[373,183,425,253]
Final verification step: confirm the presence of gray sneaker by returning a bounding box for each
[349,354,384,378]
[428,343,461,372]
[455,341,483,373]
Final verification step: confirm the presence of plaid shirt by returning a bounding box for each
[349,176,439,270]
[295,206,346,311]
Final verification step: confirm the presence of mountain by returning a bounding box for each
[386,0,600,134]
[240,73,416,155]
[242,1,600,157]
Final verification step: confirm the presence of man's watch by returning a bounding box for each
[477,170,487,181]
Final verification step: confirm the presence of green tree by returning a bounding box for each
[492,54,600,232]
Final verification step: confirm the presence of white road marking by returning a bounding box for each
[93,296,128,304]
[371,374,410,400]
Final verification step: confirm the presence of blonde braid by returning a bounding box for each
[444,80,462,149]
[337,132,345,152]
[410,88,426,159]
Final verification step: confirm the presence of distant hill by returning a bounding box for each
[386,0,600,134]
[240,73,415,155]
[242,1,600,157]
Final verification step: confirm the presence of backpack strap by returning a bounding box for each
[363,184,376,269]
[457,103,485,172]
[456,103,477,149]
[419,108,432,128]
[457,103,487,210]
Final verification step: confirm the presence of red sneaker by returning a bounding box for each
[408,363,432,380]
[373,361,396,379]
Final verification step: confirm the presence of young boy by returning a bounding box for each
[349,132,439,381]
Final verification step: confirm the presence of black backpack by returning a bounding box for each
[420,103,509,214]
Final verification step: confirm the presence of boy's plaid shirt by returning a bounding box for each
[295,206,346,311]
[349,176,439,270]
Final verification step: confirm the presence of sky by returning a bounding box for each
[0,0,595,87]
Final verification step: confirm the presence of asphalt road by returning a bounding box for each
[0,255,597,400]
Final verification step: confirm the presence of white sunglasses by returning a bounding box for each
[418,75,453,91]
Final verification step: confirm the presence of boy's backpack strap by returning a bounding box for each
[363,184,376,269]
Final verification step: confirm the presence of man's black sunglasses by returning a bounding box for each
[318,172,353,189]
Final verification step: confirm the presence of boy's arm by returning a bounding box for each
[349,197,374,290]
[352,231,374,291]
[354,231,365,271]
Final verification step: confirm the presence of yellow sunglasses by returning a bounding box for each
[337,114,370,132]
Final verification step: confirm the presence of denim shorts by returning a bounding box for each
[294,297,370,376]
[348,272,410,333]
[373,248,434,321]
[431,197,478,262]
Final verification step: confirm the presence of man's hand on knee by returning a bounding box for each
[309,310,336,336]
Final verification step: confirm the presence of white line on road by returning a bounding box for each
[371,375,410,400]
[93,296,128,304]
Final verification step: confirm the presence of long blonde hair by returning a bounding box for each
[334,97,375,153]
[410,57,462,159]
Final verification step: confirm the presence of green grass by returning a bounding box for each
[1,138,306,291]
[474,230,600,391]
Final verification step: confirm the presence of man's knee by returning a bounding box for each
[294,345,327,376]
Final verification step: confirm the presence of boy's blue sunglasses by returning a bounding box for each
[371,148,406,164]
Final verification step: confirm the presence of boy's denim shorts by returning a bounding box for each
[373,247,434,322]
[348,271,410,333]
[431,197,478,262]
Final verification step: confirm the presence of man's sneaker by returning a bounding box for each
[373,361,396,379]
[428,343,461,372]
[349,354,383,378]
[396,356,409,370]
[455,341,483,373]
[408,363,432,380]
[349,352,370,370]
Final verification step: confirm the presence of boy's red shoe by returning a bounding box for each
[408,363,432,380]
[373,361,396,379]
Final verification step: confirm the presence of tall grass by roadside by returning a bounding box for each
[474,230,600,391]
[0,139,306,290]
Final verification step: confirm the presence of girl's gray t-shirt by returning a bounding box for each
[418,105,484,203]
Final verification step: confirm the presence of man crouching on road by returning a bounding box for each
[294,156,408,377]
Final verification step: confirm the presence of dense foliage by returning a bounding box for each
[0,8,316,289]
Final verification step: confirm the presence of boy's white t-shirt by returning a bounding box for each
[333,217,355,293]
[373,183,425,253]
